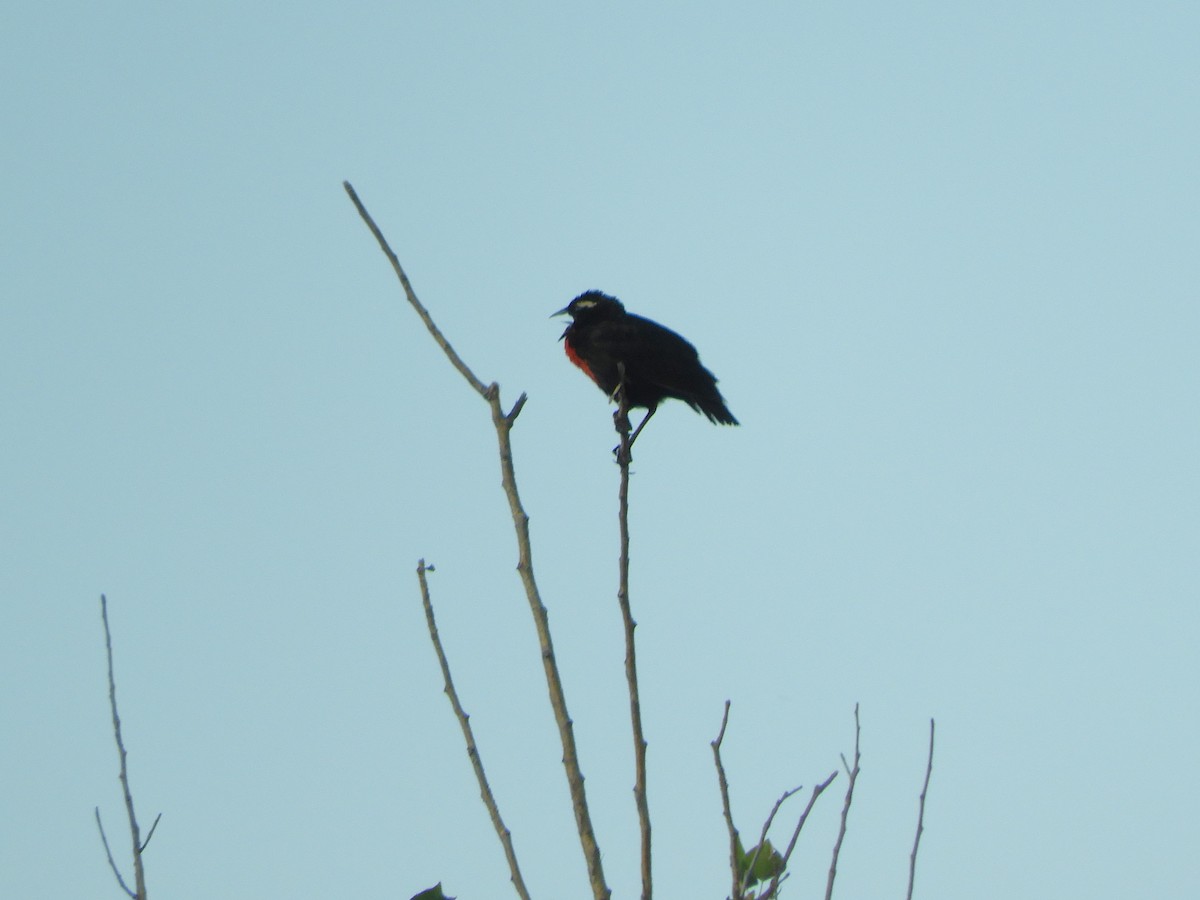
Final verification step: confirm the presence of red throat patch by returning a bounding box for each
[564,340,600,386]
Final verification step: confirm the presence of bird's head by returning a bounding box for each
[551,290,626,323]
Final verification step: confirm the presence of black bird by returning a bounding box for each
[553,290,738,451]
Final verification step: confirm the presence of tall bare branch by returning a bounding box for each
[344,182,608,899]
[614,370,653,900]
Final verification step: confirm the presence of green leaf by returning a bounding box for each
[736,838,785,886]
[410,884,455,900]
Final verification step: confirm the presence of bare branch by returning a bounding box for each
[345,183,608,899]
[505,392,528,423]
[99,594,148,899]
[139,813,163,854]
[613,367,652,900]
[825,703,861,900]
[416,561,531,900]
[906,719,936,900]
[741,785,802,896]
[766,770,839,900]
[342,181,489,397]
[94,807,136,899]
[711,701,742,900]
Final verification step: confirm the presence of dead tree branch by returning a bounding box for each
[98,594,150,900]
[765,770,839,900]
[825,703,861,900]
[344,181,608,899]
[906,719,935,900]
[94,807,135,899]
[740,785,802,897]
[711,701,742,900]
[416,561,531,900]
[615,367,652,900]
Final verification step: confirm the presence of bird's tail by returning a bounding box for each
[694,393,739,426]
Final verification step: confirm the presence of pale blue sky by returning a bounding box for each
[2,3,1197,898]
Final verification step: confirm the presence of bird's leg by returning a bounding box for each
[613,404,656,464]
[612,363,635,464]
[627,405,657,448]
[612,366,632,437]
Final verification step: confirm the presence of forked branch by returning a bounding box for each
[344,181,608,899]
[713,700,841,900]
[764,771,839,900]
[97,594,153,900]
[711,701,741,900]
[825,703,862,900]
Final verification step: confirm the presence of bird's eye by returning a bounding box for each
[575,299,596,309]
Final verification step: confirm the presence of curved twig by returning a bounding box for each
[94,807,136,899]
[417,561,531,900]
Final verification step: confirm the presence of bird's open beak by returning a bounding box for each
[550,306,571,318]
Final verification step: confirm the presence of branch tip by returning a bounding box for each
[506,392,529,422]
[906,718,936,900]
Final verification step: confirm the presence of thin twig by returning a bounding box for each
[615,367,652,900]
[345,182,608,899]
[825,703,861,900]
[100,594,148,900]
[94,807,136,899]
[416,561,531,900]
[906,719,935,900]
[741,785,802,896]
[711,701,742,900]
[342,181,488,396]
[765,770,839,900]
[139,813,163,853]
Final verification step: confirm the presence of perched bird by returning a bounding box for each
[553,290,738,451]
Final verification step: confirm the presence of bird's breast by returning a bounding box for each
[564,338,600,385]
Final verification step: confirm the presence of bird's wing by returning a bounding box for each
[627,319,709,389]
